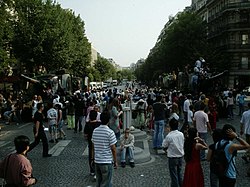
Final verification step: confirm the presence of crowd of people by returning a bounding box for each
[1,83,250,187]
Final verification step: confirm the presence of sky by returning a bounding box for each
[56,0,191,67]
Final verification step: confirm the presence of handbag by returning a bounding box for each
[1,155,18,187]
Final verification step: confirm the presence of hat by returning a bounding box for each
[130,126,135,131]
[138,99,144,103]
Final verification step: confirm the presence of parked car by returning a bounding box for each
[103,83,108,89]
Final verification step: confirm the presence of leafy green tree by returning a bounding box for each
[118,69,134,81]
[0,0,16,75]
[135,11,209,84]
[94,55,116,81]
[86,66,101,82]
[11,0,91,75]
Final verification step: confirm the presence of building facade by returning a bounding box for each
[193,0,250,89]
[90,45,98,67]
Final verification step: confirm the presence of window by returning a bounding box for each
[230,34,235,41]
[241,57,249,69]
[229,14,235,23]
[242,34,249,44]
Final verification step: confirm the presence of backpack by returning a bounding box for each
[210,140,236,178]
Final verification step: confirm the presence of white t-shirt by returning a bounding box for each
[162,130,184,158]
[194,110,209,133]
[47,108,58,126]
[169,113,179,121]
[188,110,193,123]
[183,99,190,112]
[240,109,250,135]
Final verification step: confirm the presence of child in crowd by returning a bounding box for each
[55,104,66,140]
[47,103,58,143]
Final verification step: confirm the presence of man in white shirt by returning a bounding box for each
[193,102,211,160]
[183,94,192,124]
[162,118,184,187]
[240,102,250,163]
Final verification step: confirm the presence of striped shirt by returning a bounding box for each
[92,125,117,164]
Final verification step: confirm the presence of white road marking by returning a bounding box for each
[0,131,11,137]
[0,141,11,147]
[82,147,89,156]
[157,149,247,154]
[18,122,32,129]
[48,140,71,156]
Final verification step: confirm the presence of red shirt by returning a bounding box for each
[0,153,34,186]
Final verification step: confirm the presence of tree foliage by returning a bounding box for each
[135,11,209,83]
[116,69,134,81]
[1,0,91,76]
[94,55,116,81]
[0,0,16,75]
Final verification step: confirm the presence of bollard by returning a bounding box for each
[122,107,131,131]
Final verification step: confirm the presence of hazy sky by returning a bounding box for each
[56,0,191,67]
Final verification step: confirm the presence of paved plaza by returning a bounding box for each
[1,113,250,187]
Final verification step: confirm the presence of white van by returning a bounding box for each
[112,80,118,86]
[90,82,97,89]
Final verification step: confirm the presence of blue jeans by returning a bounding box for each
[120,147,134,163]
[4,111,12,120]
[169,157,183,187]
[239,103,245,116]
[95,163,113,187]
[74,115,83,132]
[198,132,207,160]
[153,120,165,148]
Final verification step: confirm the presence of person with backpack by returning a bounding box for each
[212,124,250,187]
[207,128,223,187]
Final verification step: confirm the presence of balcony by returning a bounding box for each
[218,43,250,51]
[208,22,250,39]
[208,2,250,22]
[221,22,250,31]
[227,1,250,9]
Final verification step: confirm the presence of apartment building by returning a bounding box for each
[193,0,250,89]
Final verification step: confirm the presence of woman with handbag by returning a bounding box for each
[0,135,37,186]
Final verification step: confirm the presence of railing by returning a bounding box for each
[208,22,250,38]
[227,1,250,9]
[218,43,250,50]
[208,1,250,22]
[217,22,250,32]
